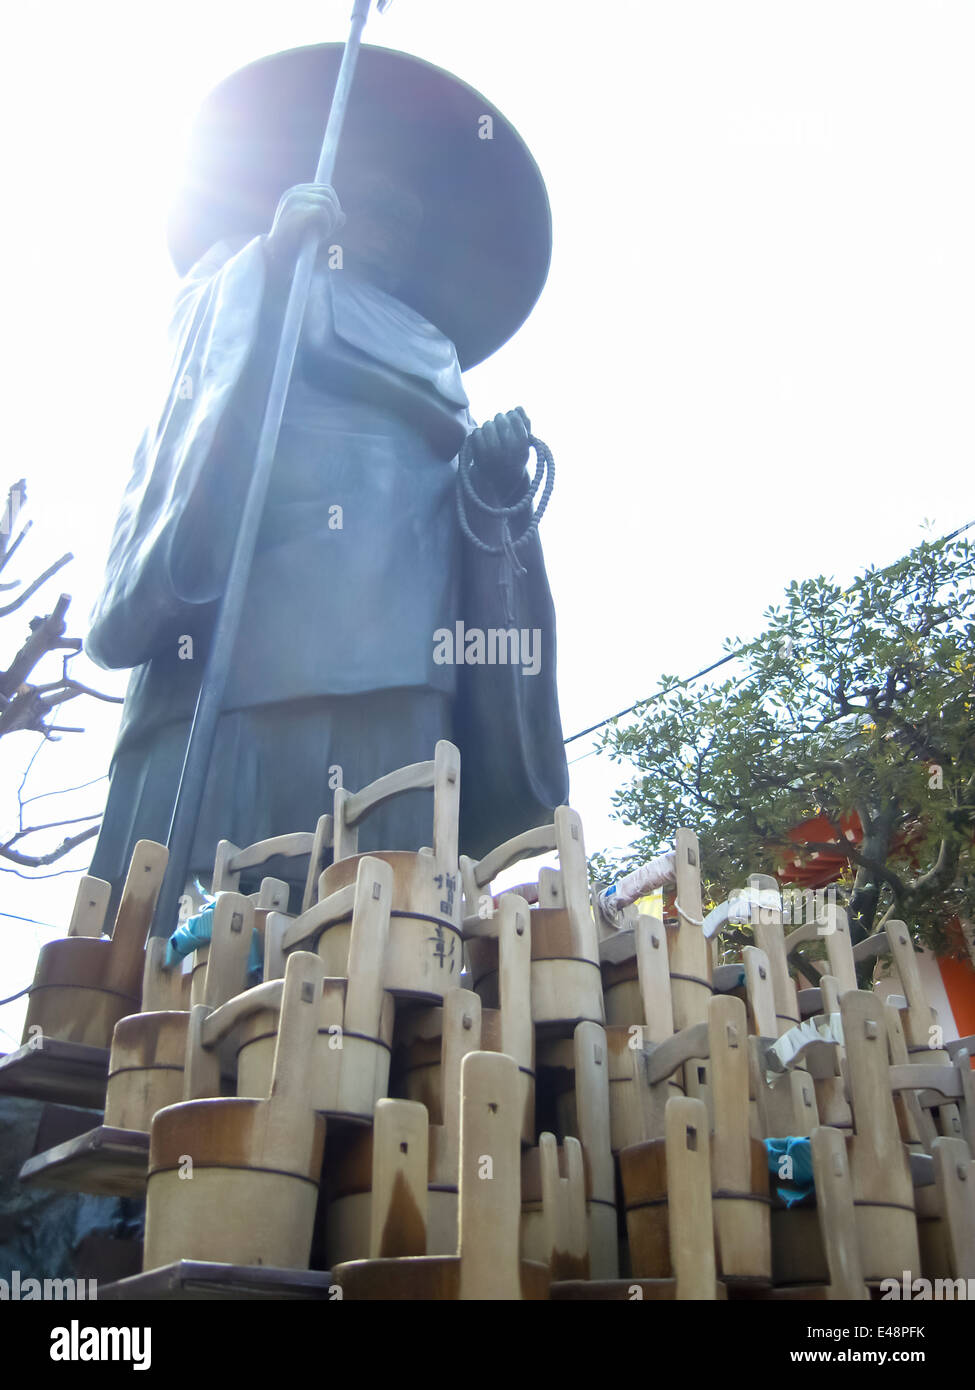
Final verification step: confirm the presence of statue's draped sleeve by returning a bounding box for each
[86,236,267,671]
[454,492,569,856]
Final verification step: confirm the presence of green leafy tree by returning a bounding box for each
[597,531,975,952]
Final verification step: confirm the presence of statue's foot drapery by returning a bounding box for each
[89,688,451,908]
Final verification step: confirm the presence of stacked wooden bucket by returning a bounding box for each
[15,739,975,1299]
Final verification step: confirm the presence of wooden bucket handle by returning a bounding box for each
[333,740,460,867]
[67,875,111,938]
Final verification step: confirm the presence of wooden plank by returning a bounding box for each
[334,742,461,867]
[743,946,777,1039]
[750,873,799,1035]
[316,979,349,1114]
[498,894,532,1070]
[203,893,254,1010]
[268,952,326,1109]
[67,875,111,938]
[467,825,558,890]
[573,1020,618,1278]
[889,1065,963,1101]
[431,739,461,872]
[438,988,482,1179]
[852,932,892,965]
[789,1071,819,1137]
[458,1051,522,1299]
[301,814,333,913]
[99,1261,337,1301]
[141,937,186,1013]
[369,1099,428,1259]
[666,1095,718,1300]
[539,1132,589,1279]
[263,912,288,981]
[344,757,436,827]
[709,995,769,1280]
[253,877,289,912]
[331,786,357,862]
[645,1022,709,1086]
[212,838,239,891]
[19,1124,149,1197]
[0,1039,108,1109]
[953,1049,975,1152]
[636,916,674,1043]
[842,990,920,1280]
[824,906,858,996]
[200,980,283,1051]
[886,922,964,1140]
[343,858,392,1040]
[339,858,393,1117]
[182,1004,221,1101]
[103,840,168,999]
[932,1137,975,1278]
[885,922,934,1048]
[820,976,841,1015]
[228,833,314,876]
[281,883,356,953]
[671,828,710,1032]
[538,866,565,910]
[809,1126,869,1300]
[783,920,820,954]
[556,807,598,962]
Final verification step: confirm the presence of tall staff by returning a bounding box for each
[151,0,388,936]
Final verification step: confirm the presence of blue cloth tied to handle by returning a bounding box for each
[764,1136,815,1207]
[165,904,263,979]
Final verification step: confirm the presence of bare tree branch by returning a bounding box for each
[32,677,123,705]
[0,822,99,867]
[20,772,108,807]
[0,553,72,618]
[0,862,96,881]
[2,812,102,850]
[0,593,73,698]
[0,523,31,580]
[1,491,115,881]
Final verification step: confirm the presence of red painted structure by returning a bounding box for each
[777,813,975,1041]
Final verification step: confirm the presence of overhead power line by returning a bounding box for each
[563,516,975,749]
[0,910,61,930]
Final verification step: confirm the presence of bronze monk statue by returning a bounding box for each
[85,44,568,900]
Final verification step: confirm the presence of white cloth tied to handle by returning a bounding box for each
[700,885,782,940]
[598,850,676,922]
[764,1013,844,1085]
[599,856,783,944]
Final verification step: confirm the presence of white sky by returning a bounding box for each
[1,1,973,1045]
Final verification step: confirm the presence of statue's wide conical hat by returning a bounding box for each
[168,43,551,370]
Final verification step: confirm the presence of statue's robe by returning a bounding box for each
[86,235,568,889]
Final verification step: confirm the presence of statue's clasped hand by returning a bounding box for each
[457,407,554,625]
[468,409,532,498]
[268,183,346,259]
